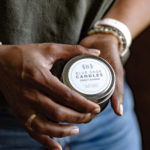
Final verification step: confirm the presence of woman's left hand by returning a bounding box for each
[80,33,124,116]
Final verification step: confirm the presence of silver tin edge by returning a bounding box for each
[62,54,116,103]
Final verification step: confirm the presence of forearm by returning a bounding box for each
[104,0,150,39]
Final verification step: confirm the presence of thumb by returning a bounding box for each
[87,48,101,56]
[54,44,100,61]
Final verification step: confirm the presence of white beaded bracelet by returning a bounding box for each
[94,18,132,47]
[88,18,132,57]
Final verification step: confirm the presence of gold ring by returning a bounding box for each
[25,114,37,131]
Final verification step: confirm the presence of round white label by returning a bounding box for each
[68,58,112,95]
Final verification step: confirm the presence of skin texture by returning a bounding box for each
[0,0,150,149]
[104,0,150,38]
[0,43,100,150]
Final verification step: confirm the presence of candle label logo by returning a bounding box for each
[68,58,112,95]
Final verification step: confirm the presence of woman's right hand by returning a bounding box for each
[0,43,101,150]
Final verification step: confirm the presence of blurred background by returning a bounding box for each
[125,27,150,150]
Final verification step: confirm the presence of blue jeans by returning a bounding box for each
[0,81,142,150]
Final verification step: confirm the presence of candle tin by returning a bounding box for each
[61,54,116,111]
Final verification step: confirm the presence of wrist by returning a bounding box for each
[87,18,132,65]
[86,33,119,49]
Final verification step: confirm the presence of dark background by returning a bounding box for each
[125,27,150,150]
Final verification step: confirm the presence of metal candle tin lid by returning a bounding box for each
[62,54,116,104]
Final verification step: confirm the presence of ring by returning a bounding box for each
[25,114,37,131]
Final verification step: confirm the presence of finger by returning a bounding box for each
[12,101,74,148]
[99,45,124,116]
[25,89,95,123]
[37,70,101,114]
[22,64,101,114]
[41,99,94,123]
[46,43,100,61]
[80,36,95,48]
[31,116,79,138]
[111,66,124,116]
[8,102,61,150]
[29,132,62,150]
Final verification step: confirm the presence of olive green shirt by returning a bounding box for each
[0,0,115,110]
[0,0,115,44]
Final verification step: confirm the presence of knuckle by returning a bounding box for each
[74,115,84,123]
[22,68,40,83]
[47,43,58,50]
[46,43,59,54]
[83,118,93,123]
[72,113,92,123]
[63,89,73,102]
[42,137,51,147]
[80,105,90,113]
[56,130,67,138]
[74,45,86,54]
[82,113,93,123]
[45,126,66,138]
[53,107,64,121]
[34,123,45,133]
[21,89,38,104]
[31,70,42,82]
[48,43,57,50]
[22,88,30,98]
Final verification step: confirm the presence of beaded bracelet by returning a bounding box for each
[88,18,132,58]
[88,25,127,57]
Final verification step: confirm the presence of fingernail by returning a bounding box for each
[71,128,79,135]
[93,106,101,114]
[119,104,123,116]
[88,49,101,56]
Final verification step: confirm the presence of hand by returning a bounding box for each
[0,43,101,150]
[80,33,124,116]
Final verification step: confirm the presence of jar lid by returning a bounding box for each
[62,55,116,102]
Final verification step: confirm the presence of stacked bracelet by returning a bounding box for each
[88,18,132,58]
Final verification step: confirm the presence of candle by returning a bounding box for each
[62,54,116,111]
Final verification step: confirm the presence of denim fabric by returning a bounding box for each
[0,81,142,150]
